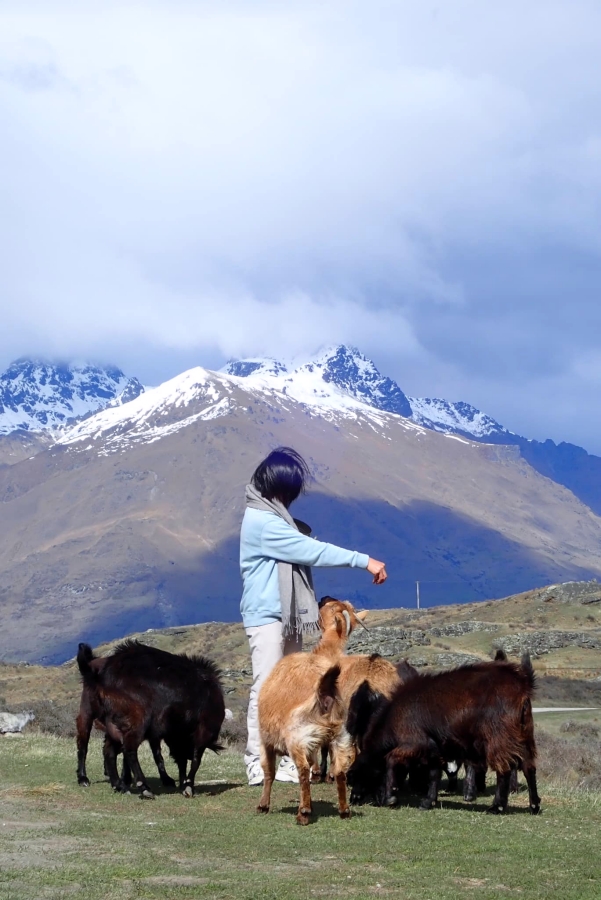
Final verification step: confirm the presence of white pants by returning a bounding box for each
[244,621,302,768]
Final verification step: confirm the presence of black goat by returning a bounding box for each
[77,641,225,798]
[346,655,540,815]
[76,645,175,789]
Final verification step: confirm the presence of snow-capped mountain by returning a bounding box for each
[56,356,411,455]
[223,345,512,439]
[223,345,413,417]
[0,359,144,435]
[4,346,601,520]
[0,346,518,446]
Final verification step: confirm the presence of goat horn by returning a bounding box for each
[342,609,351,637]
[356,615,369,632]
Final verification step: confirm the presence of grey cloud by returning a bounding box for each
[1,1,601,452]
[0,61,62,91]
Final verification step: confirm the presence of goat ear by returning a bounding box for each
[334,613,345,638]
[319,596,333,609]
[356,610,368,622]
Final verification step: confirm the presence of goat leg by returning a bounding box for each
[475,767,487,793]
[309,746,323,784]
[103,738,128,793]
[119,745,133,787]
[150,739,176,788]
[288,745,312,825]
[419,763,442,811]
[520,747,541,815]
[463,763,478,802]
[182,746,205,798]
[384,751,404,807]
[75,708,93,787]
[310,744,330,784]
[257,745,276,814]
[487,770,511,814]
[173,755,188,791]
[122,740,154,799]
[335,771,351,818]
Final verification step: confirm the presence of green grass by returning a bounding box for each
[1,736,601,900]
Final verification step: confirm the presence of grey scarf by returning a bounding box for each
[245,483,320,636]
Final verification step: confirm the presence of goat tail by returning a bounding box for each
[317,664,341,715]
[208,741,226,754]
[77,643,97,684]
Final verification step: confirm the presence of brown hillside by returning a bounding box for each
[1,583,600,738]
[1,377,601,662]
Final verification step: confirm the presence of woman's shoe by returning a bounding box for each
[247,760,264,786]
[275,756,299,783]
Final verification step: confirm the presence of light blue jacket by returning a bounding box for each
[240,508,370,628]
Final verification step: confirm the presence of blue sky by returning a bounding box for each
[1,1,601,452]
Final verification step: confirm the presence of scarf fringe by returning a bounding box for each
[283,617,321,637]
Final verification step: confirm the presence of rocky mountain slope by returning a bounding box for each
[1,348,601,663]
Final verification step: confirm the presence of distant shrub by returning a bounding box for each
[219,716,246,749]
[26,699,80,738]
[559,720,599,738]
[537,729,601,790]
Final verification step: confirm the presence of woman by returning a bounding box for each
[240,446,387,786]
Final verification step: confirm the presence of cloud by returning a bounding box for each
[1,1,601,450]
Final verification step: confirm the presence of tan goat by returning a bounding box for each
[257,597,367,825]
[311,652,404,782]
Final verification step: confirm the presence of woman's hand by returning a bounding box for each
[367,558,387,585]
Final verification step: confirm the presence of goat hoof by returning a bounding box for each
[486,804,505,815]
[78,777,91,787]
[529,804,541,816]
[162,775,177,788]
[297,813,311,826]
[140,789,155,800]
[418,799,434,811]
[463,792,476,803]
[183,785,194,798]
[385,794,399,808]
[339,808,351,819]
[257,804,270,814]
[326,773,335,784]
[114,783,130,794]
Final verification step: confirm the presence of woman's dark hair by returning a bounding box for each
[251,447,311,508]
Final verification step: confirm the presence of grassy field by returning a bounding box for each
[1,734,600,900]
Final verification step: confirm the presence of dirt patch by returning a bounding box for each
[0,820,59,830]
[139,875,211,886]
[0,835,87,870]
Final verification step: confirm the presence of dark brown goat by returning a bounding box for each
[346,655,540,815]
[76,646,175,789]
[77,641,225,798]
